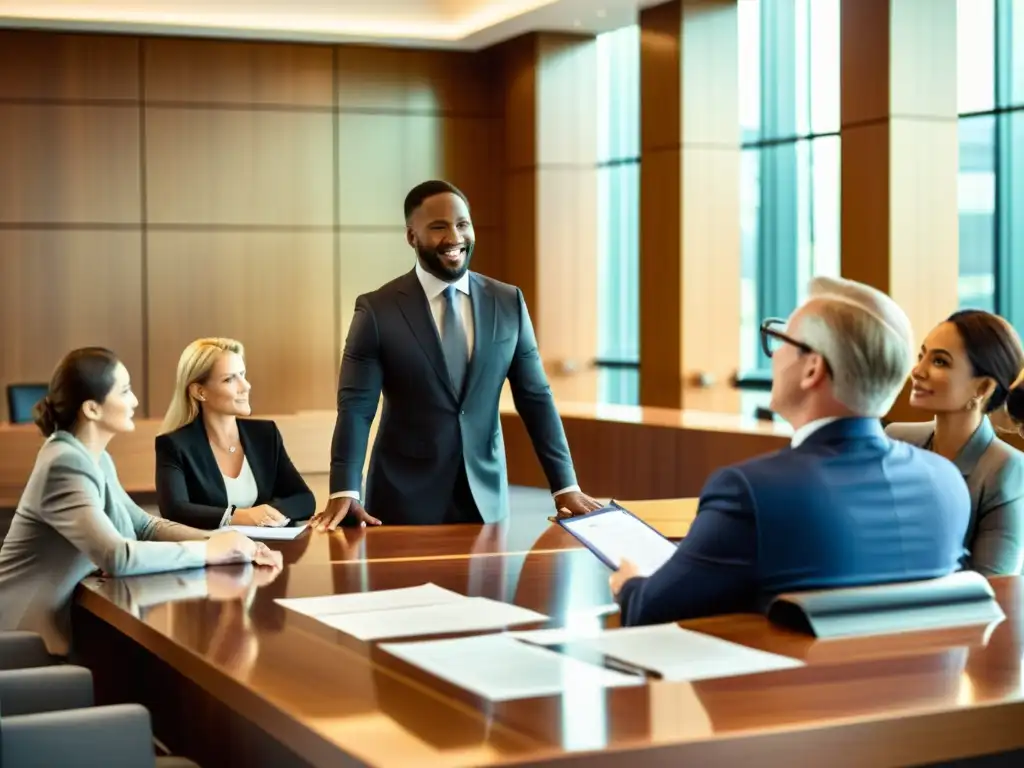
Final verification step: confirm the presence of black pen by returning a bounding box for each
[602,655,660,680]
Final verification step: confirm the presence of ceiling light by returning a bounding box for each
[0,0,562,42]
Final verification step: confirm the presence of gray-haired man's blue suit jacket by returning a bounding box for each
[618,418,972,626]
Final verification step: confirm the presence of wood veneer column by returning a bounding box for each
[501,33,599,402]
[639,0,741,410]
[840,0,959,422]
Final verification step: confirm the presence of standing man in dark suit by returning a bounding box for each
[310,180,601,529]
[610,276,973,625]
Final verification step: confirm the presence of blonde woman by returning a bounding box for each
[155,338,315,530]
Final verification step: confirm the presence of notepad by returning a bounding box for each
[512,623,804,681]
[380,634,644,701]
[224,524,309,541]
[275,583,465,618]
[558,502,678,576]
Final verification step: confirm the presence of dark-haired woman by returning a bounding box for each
[0,347,282,657]
[886,310,1024,575]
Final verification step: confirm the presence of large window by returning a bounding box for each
[957,0,1024,327]
[595,24,640,405]
[739,0,841,375]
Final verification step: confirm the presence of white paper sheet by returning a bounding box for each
[560,507,678,576]
[275,583,465,619]
[506,626,606,645]
[516,624,804,681]
[380,634,644,701]
[319,596,548,640]
[224,524,309,541]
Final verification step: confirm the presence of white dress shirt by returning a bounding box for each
[415,260,474,358]
[332,262,580,503]
[790,416,843,448]
[219,455,259,526]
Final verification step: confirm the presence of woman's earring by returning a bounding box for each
[966,396,980,411]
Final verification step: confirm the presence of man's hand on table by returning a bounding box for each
[553,490,604,518]
[309,496,382,532]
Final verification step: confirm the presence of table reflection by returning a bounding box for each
[963,578,1024,702]
[280,513,581,567]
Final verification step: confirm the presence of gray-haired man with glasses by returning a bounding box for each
[610,276,972,626]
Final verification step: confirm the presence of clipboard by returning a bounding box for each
[552,500,678,574]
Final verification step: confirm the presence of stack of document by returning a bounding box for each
[275,583,549,641]
[508,623,805,681]
[276,586,805,700]
[380,634,645,701]
[224,524,309,541]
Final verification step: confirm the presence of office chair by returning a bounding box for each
[0,632,55,670]
[5,384,47,424]
[0,667,202,767]
[0,632,201,766]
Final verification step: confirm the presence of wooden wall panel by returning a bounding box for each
[0,31,139,101]
[535,167,598,395]
[639,0,741,411]
[501,171,538,307]
[337,114,502,229]
[336,231,415,343]
[535,34,599,402]
[336,46,499,116]
[497,33,599,401]
[465,227,503,292]
[840,0,959,424]
[146,233,336,417]
[0,30,507,422]
[144,39,333,107]
[0,104,141,224]
[336,113,407,228]
[146,108,334,226]
[0,232,145,420]
[500,32,538,311]
[501,36,539,172]
[445,117,503,229]
[536,35,597,166]
[335,47,411,110]
[401,114,504,228]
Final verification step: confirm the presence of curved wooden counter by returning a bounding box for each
[1,399,791,508]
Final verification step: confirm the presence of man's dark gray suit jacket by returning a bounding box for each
[329,268,577,524]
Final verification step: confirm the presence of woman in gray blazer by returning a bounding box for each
[0,347,282,657]
[885,310,1024,576]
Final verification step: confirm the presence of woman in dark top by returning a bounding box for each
[155,337,315,529]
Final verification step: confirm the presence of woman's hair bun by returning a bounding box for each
[32,395,58,437]
[1006,381,1024,425]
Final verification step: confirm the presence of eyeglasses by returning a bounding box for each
[760,318,833,375]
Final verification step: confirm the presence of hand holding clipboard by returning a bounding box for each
[552,500,678,577]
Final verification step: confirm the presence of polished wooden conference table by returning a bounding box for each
[70,498,1024,768]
